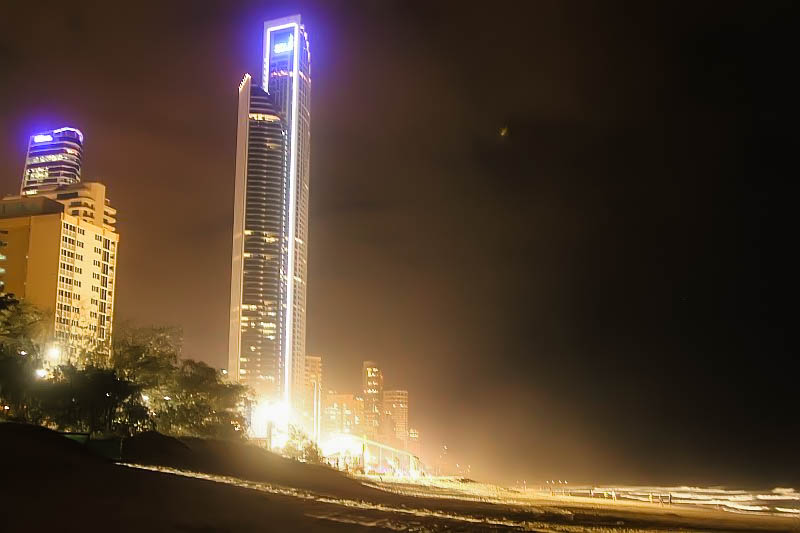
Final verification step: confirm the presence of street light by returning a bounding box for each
[35,369,47,379]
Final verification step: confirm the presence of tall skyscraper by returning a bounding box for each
[229,15,312,423]
[362,361,383,439]
[229,74,289,400]
[264,16,312,414]
[21,127,84,195]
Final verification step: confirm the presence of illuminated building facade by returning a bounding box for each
[323,392,363,437]
[362,361,383,439]
[229,15,311,425]
[264,15,312,416]
[0,195,118,354]
[21,127,84,195]
[383,389,409,444]
[229,73,289,400]
[6,126,119,356]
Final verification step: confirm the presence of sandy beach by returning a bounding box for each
[1,423,796,532]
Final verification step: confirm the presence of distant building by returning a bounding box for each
[21,127,84,195]
[0,195,118,354]
[383,389,409,445]
[362,361,383,439]
[304,355,322,440]
[408,427,421,457]
[323,391,363,437]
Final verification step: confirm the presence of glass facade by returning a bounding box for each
[21,127,84,195]
[230,75,290,400]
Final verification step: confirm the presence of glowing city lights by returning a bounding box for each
[33,134,53,143]
[35,369,47,378]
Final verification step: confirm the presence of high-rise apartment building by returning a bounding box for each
[4,126,118,356]
[21,127,84,195]
[362,361,383,439]
[383,389,409,444]
[0,196,118,353]
[229,15,312,424]
[229,73,289,400]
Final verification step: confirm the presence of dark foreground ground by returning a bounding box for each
[0,423,796,532]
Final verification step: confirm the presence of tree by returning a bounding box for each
[283,425,323,464]
[2,311,247,439]
[0,295,45,421]
[150,359,247,439]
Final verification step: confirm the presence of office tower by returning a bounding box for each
[362,361,383,439]
[383,389,409,444]
[304,354,322,440]
[263,16,312,414]
[229,73,289,400]
[0,195,118,354]
[21,127,84,195]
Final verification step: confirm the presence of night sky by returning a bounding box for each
[1,1,797,486]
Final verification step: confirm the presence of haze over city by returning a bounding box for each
[1,3,797,530]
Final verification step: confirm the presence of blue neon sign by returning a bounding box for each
[273,34,294,54]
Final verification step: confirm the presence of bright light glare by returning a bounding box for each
[47,346,61,360]
[250,399,290,449]
[320,433,364,457]
[35,369,47,378]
